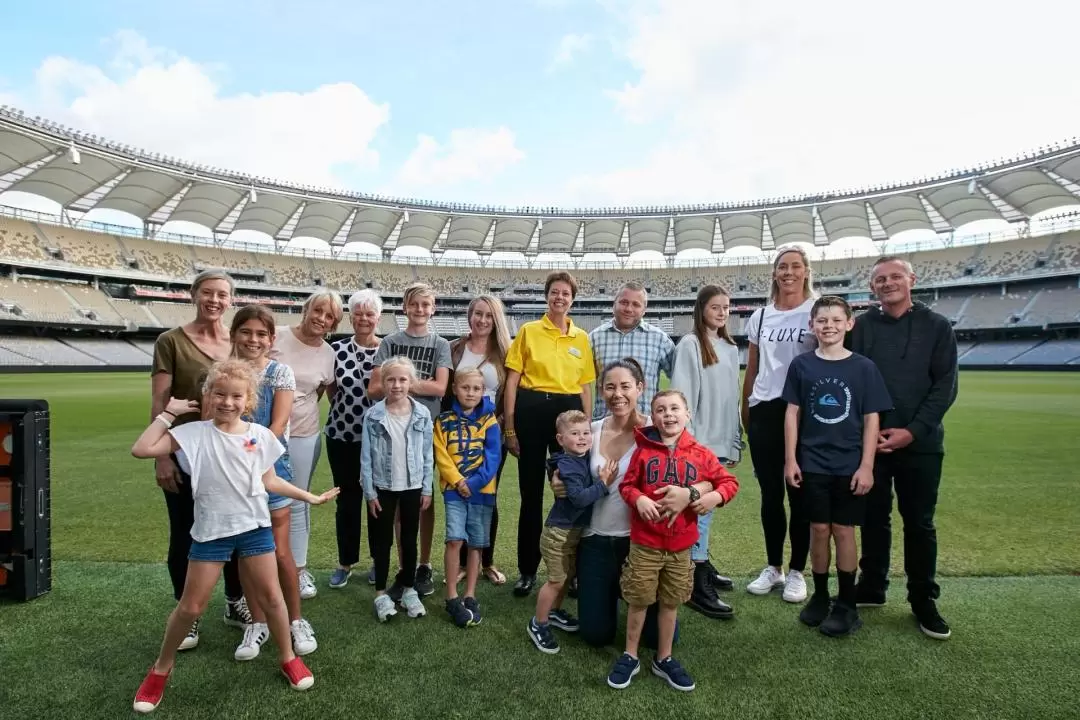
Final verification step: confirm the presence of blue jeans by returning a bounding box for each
[189,526,275,563]
[692,511,713,563]
[445,500,494,548]
[576,534,678,650]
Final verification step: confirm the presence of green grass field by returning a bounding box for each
[1,371,1078,719]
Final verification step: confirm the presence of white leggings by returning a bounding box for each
[287,434,322,568]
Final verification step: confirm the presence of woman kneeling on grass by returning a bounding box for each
[130,359,338,715]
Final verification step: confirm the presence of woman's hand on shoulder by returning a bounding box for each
[549,470,567,498]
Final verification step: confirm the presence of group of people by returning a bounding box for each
[128,246,959,712]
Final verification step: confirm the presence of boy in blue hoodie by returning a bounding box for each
[434,368,501,628]
[526,410,616,654]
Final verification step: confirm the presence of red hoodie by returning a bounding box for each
[619,426,740,552]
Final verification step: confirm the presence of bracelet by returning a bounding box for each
[155,413,174,428]
[504,429,517,438]
[161,410,176,418]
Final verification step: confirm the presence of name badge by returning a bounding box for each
[568,347,582,358]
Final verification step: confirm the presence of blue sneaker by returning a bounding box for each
[329,568,352,589]
[651,656,695,692]
[463,597,483,626]
[527,617,560,654]
[607,653,640,689]
[445,597,475,628]
[548,608,579,633]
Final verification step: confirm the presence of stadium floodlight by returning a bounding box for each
[67,140,81,165]
[249,186,257,204]
[967,178,977,195]
[403,209,410,223]
[538,218,543,230]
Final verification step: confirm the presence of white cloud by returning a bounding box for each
[395,127,525,189]
[12,30,390,189]
[550,33,593,71]
[570,0,1080,207]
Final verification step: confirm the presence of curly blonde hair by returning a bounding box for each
[202,359,259,416]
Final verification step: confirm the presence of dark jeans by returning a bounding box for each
[371,488,422,592]
[326,436,376,568]
[515,388,582,576]
[748,399,809,571]
[163,456,242,602]
[859,450,943,603]
[459,446,507,570]
[577,534,673,651]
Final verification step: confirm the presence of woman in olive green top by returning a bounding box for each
[150,270,250,651]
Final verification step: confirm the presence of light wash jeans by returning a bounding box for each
[287,434,322,568]
[692,511,714,563]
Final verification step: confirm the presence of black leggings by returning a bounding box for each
[514,388,583,576]
[326,437,377,568]
[371,488,422,592]
[747,399,809,571]
[163,456,242,601]
[458,447,507,570]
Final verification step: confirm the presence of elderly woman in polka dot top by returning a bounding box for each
[325,289,384,589]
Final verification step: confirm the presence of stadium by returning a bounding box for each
[1,105,1077,720]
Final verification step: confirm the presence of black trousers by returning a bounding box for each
[458,446,508,569]
[514,388,583,577]
[326,436,377,568]
[371,488,422,592]
[747,399,809,571]
[163,456,242,602]
[859,450,943,603]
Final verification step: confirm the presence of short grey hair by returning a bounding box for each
[348,288,383,315]
[617,280,648,302]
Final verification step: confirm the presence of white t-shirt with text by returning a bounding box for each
[745,298,817,405]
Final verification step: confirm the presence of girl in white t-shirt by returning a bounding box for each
[130,359,338,715]
[741,246,817,604]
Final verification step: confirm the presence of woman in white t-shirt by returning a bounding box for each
[741,246,817,603]
[444,295,512,585]
[271,290,341,600]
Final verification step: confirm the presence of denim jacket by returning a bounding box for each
[361,398,434,500]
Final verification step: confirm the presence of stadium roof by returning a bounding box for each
[2,106,1080,256]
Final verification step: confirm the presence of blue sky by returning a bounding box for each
[2,0,1079,254]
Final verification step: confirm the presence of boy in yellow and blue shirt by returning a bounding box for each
[434,367,502,628]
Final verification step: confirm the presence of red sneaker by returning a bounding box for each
[281,657,314,691]
[133,667,170,714]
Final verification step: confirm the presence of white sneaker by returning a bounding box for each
[299,569,317,600]
[747,566,785,595]
[782,570,808,603]
[234,622,269,661]
[290,618,318,656]
[374,594,397,622]
[178,619,200,651]
[400,587,426,618]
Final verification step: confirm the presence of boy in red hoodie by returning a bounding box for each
[608,390,739,692]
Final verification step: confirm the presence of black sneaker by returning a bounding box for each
[912,599,951,640]
[651,655,696,692]
[799,593,831,628]
[387,582,405,604]
[527,617,560,654]
[223,597,252,628]
[463,596,483,626]
[701,559,734,591]
[819,601,862,637]
[414,565,435,598]
[607,653,640,690]
[445,597,475,628]
[687,563,734,620]
[854,583,887,608]
[548,608,579,633]
[512,574,536,597]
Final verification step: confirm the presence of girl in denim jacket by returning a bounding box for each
[362,356,434,622]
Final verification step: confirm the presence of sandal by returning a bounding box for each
[483,566,507,585]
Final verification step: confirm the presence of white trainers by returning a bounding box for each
[747,566,785,595]
[178,619,200,651]
[374,594,397,622]
[400,587,426,618]
[290,618,318,656]
[234,622,269,661]
[782,570,808,603]
[299,569,317,600]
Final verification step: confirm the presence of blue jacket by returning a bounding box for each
[361,398,434,500]
[545,450,607,530]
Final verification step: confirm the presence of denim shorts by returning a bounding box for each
[444,501,494,548]
[189,526,275,563]
[267,455,294,512]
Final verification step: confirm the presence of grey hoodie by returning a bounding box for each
[670,332,743,463]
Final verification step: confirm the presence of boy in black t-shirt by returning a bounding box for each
[782,296,891,637]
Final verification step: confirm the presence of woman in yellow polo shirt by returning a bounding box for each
[503,270,596,597]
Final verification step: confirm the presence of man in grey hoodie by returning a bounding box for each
[846,257,958,641]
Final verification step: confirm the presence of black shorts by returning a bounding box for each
[802,472,865,526]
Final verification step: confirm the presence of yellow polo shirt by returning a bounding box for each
[505,314,596,395]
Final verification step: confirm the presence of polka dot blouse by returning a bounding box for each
[324,337,380,443]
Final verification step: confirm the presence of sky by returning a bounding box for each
[1,0,1079,259]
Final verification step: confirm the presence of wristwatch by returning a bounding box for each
[688,487,701,503]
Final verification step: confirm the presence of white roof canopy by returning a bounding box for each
[2,107,1079,255]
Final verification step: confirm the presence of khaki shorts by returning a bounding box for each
[620,543,693,608]
[540,526,581,584]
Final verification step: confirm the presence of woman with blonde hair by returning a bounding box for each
[445,294,512,585]
[742,246,817,603]
[271,289,342,600]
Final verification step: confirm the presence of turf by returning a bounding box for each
[0,370,1077,719]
